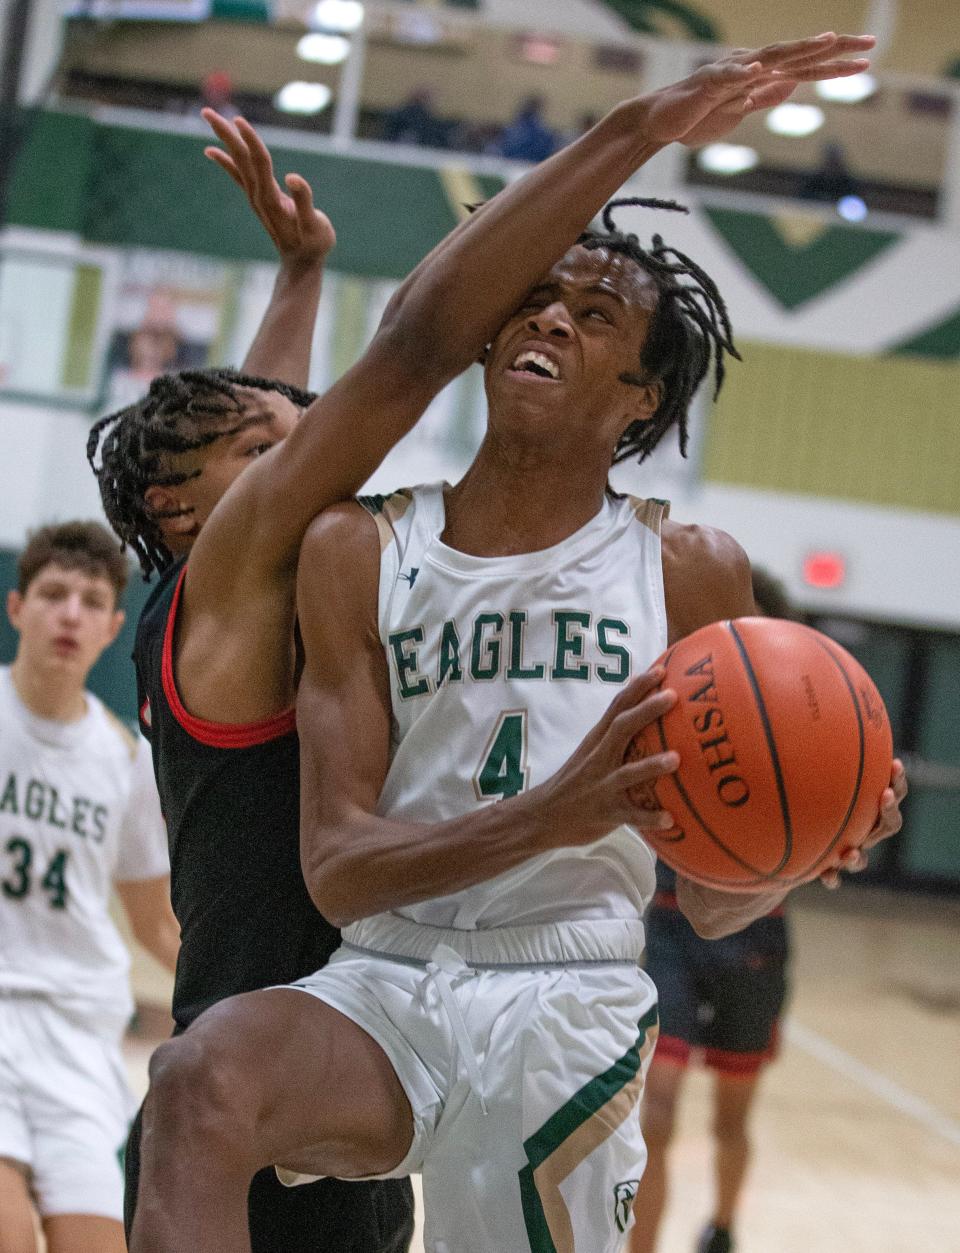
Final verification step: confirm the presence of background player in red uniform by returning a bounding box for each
[90,113,416,1250]
[630,568,797,1253]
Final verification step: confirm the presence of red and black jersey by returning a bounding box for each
[134,559,341,1032]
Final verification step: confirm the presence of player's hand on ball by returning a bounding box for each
[534,667,679,843]
[820,759,907,889]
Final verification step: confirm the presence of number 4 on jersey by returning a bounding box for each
[474,710,528,801]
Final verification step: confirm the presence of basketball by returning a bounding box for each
[626,618,893,891]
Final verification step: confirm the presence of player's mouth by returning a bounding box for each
[53,636,80,657]
[506,348,563,383]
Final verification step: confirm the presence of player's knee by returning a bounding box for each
[145,1033,257,1157]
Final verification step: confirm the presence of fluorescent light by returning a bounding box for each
[309,0,363,32]
[816,73,877,104]
[297,32,350,64]
[697,143,759,175]
[274,81,332,115]
[766,103,825,137]
[837,195,868,222]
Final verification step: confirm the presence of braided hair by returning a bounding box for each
[87,367,315,578]
[577,197,739,464]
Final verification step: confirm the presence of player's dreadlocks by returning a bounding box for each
[577,196,739,464]
[87,367,315,579]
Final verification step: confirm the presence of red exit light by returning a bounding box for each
[803,551,846,589]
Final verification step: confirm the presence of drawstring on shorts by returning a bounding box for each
[422,944,489,1116]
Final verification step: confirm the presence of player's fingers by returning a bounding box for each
[203,148,246,190]
[776,33,876,66]
[749,32,871,68]
[624,804,677,832]
[285,174,317,226]
[730,32,837,67]
[743,80,798,112]
[588,667,667,737]
[608,687,677,753]
[615,752,679,790]
[695,60,765,95]
[201,108,252,170]
[890,758,908,800]
[863,788,903,847]
[769,57,871,82]
[235,117,279,202]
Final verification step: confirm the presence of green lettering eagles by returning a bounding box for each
[389,613,631,698]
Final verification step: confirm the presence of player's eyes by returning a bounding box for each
[246,442,273,459]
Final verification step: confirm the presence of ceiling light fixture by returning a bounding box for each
[297,32,350,64]
[816,72,877,104]
[697,143,759,175]
[275,81,332,114]
[309,0,363,33]
[766,102,826,137]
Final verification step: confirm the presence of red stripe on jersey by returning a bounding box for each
[161,565,296,748]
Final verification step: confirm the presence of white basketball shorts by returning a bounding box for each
[285,916,659,1253]
[0,993,134,1220]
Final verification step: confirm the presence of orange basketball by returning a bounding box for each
[626,618,892,891]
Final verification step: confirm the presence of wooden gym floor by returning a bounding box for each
[124,885,960,1252]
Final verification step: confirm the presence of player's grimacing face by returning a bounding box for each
[485,245,660,445]
[6,564,124,682]
[154,389,302,548]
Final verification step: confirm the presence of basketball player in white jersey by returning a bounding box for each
[125,33,906,1253]
[0,522,176,1253]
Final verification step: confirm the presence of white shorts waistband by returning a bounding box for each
[340,915,645,966]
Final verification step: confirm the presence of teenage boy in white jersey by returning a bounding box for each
[126,34,907,1253]
[0,522,177,1253]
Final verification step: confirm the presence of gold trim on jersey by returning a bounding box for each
[627,495,670,536]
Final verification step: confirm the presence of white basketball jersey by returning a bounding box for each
[359,482,668,932]
[0,668,168,1034]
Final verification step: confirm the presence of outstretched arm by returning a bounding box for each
[181,33,875,723]
[196,31,876,585]
[202,110,336,389]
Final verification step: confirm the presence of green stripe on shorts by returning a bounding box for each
[517,1004,657,1252]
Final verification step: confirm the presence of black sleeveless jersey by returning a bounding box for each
[134,559,341,1032]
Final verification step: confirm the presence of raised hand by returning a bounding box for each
[202,108,336,267]
[638,32,875,148]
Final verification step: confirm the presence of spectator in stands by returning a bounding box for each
[382,88,444,147]
[496,95,558,162]
[799,141,860,204]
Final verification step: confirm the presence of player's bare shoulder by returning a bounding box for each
[661,518,753,643]
[297,499,384,645]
